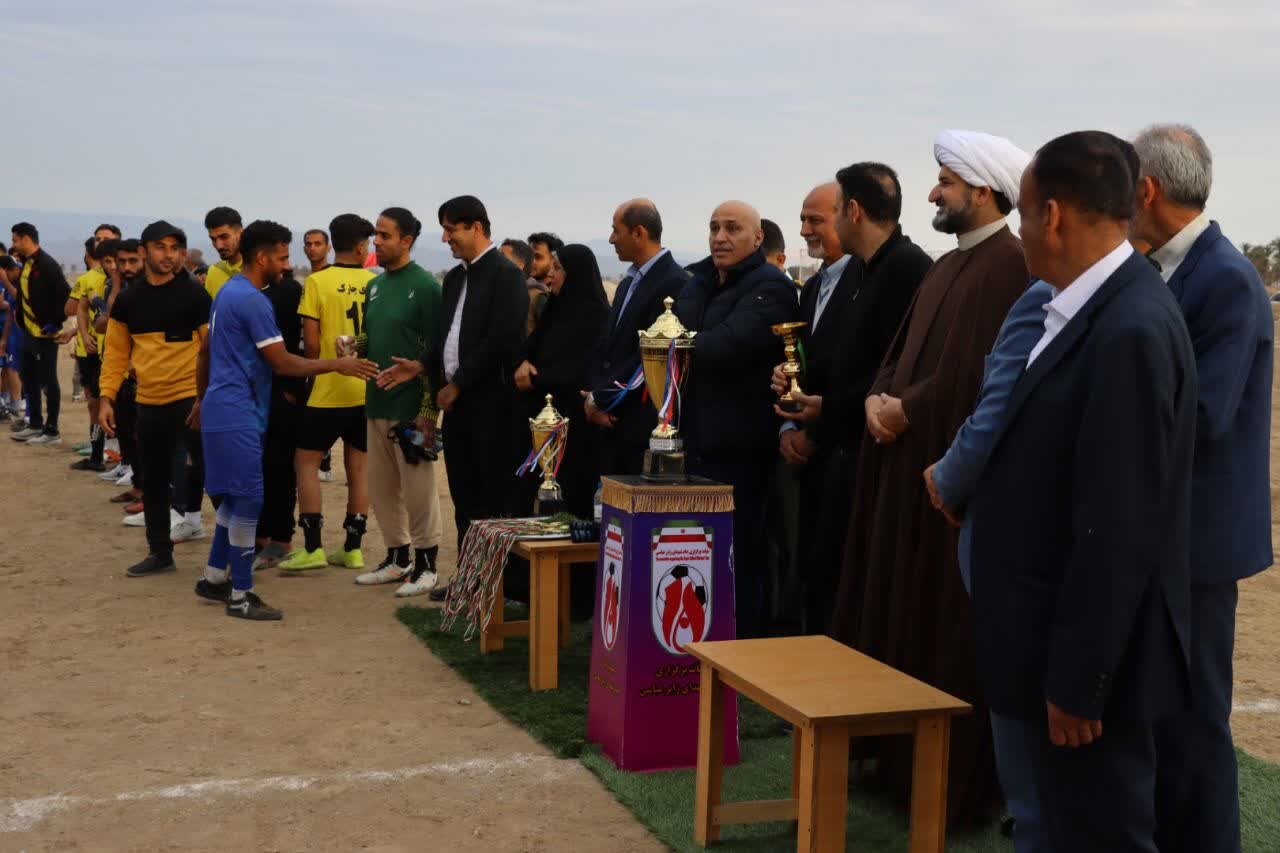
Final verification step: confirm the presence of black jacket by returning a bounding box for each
[814,227,932,452]
[424,246,529,399]
[16,248,71,334]
[587,249,689,449]
[676,250,800,461]
[263,274,305,400]
[969,251,1196,722]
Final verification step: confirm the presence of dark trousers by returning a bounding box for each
[1154,581,1241,853]
[116,379,140,473]
[138,398,203,559]
[443,387,517,550]
[805,446,855,635]
[1031,715,1159,852]
[257,394,300,543]
[20,336,60,433]
[687,456,773,640]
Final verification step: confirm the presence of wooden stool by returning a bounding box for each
[479,538,598,691]
[685,636,971,852]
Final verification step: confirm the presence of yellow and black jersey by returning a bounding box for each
[299,263,374,408]
[100,277,212,405]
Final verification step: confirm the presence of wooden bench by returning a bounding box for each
[479,538,598,691]
[685,636,971,852]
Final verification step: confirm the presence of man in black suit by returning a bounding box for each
[771,164,931,634]
[375,196,529,550]
[968,131,1197,852]
[584,199,688,476]
[678,200,800,639]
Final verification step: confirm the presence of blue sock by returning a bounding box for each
[227,494,264,592]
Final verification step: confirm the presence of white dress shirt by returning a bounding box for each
[811,253,850,332]
[1026,240,1134,366]
[443,242,497,382]
[1150,211,1210,283]
[615,247,670,326]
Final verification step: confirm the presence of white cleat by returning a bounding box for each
[395,570,438,597]
[355,563,410,586]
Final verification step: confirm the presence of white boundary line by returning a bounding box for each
[2,753,570,833]
[1234,699,1280,714]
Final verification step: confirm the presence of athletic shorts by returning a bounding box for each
[297,405,367,453]
[76,354,101,397]
[202,429,265,498]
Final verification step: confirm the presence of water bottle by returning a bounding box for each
[593,482,603,523]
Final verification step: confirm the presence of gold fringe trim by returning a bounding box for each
[601,477,735,514]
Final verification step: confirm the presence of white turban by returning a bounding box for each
[934,129,1032,205]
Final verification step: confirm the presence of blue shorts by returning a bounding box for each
[201,429,265,498]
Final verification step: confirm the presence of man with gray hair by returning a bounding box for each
[1131,123,1273,853]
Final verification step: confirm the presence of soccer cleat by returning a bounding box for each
[170,520,206,543]
[278,547,327,572]
[355,557,410,586]
[26,432,61,446]
[70,457,107,472]
[327,548,365,570]
[317,469,335,483]
[122,510,147,527]
[225,591,283,621]
[395,570,438,598]
[11,426,41,441]
[127,554,176,577]
[194,578,232,603]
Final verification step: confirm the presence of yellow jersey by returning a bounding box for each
[298,263,375,408]
[71,268,107,357]
[19,261,49,338]
[205,258,242,299]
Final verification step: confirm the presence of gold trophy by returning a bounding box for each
[771,321,808,413]
[637,297,696,480]
[528,394,568,514]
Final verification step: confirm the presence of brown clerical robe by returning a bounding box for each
[831,224,1029,826]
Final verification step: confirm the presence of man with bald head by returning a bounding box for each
[585,199,689,476]
[830,132,1033,824]
[676,201,800,638]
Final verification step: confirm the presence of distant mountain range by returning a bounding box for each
[1,208,662,279]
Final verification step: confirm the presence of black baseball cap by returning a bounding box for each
[140,220,186,245]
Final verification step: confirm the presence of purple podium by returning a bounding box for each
[586,476,740,772]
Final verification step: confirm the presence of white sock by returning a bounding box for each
[204,566,229,584]
[185,511,201,526]
[231,587,249,602]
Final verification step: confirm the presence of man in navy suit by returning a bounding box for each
[969,131,1198,852]
[585,199,689,476]
[1131,124,1273,853]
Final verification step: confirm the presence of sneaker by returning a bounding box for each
[428,583,450,603]
[10,426,40,441]
[76,445,92,457]
[318,470,335,483]
[115,469,134,488]
[124,500,144,514]
[194,578,232,603]
[122,510,147,527]
[70,457,107,472]
[9,418,29,433]
[278,547,327,572]
[171,520,206,543]
[226,591,283,621]
[355,557,410,586]
[395,570,438,597]
[110,489,138,504]
[326,548,365,570]
[127,554,176,577]
[72,392,85,403]
[72,441,90,452]
[26,432,61,446]
[252,542,289,571]
[99,463,126,481]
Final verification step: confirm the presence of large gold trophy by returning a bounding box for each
[528,394,568,514]
[637,297,696,480]
[770,321,808,413]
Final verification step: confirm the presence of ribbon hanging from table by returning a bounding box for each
[440,519,530,641]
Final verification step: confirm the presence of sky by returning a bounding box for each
[7,0,1279,262]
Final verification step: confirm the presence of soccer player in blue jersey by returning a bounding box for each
[193,220,379,621]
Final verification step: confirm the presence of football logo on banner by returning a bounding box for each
[601,521,625,651]
[651,523,713,655]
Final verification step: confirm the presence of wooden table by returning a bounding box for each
[478,537,598,691]
[685,636,971,853]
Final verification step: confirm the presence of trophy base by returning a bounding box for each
[777,396,803,414]
[642,447,687,482]
[535,488,565,517]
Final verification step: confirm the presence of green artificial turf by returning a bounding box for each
[397,605,1280,852]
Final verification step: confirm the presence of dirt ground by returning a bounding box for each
[3,340,1279,851]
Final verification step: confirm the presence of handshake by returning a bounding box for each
[335,335,357,357]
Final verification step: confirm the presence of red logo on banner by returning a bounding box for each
[601,521,625,651]
[651,524,714,655]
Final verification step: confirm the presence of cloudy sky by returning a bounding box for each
[8,0,1279,260]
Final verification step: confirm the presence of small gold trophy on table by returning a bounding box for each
[528,394,568,514]
[637,297,696,481]
[771,321,808,413]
